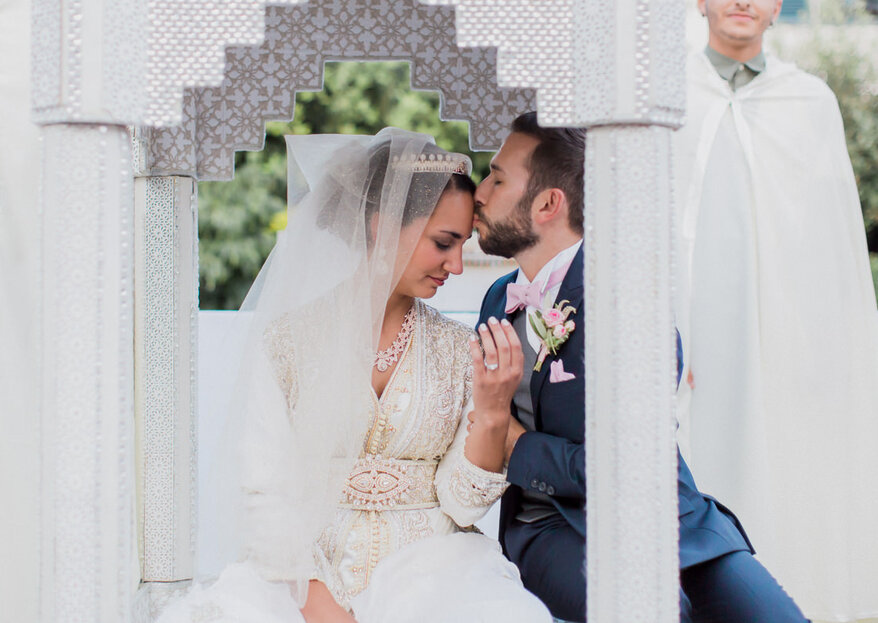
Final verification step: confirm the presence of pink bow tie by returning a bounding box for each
[505,281,545,313]
[505,256,575,314]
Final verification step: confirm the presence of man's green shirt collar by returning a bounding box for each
[704,46,766,90]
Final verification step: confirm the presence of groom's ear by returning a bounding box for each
[531,187,567,226]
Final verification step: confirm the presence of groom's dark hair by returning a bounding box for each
[511,111,585,235]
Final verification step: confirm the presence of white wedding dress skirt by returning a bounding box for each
[157,533,551,623]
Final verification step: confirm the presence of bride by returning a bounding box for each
[158,129,552,623]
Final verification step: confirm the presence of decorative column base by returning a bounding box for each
[133,580,192,623]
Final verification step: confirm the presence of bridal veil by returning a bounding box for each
[199,129,472,604]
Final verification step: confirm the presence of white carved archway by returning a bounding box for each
[19,1,686,621]
[140,1,536,181]
[132,6,537,606]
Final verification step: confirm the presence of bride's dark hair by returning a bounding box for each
[312,135,473,247]
[364,141,475,228]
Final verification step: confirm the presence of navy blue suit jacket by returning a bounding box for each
[477,245,753,569]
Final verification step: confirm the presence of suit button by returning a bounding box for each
[530,479,539,489]
[547,486,555,495]
[538,482,547,492]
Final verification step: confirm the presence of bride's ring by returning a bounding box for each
[485,363,499,371]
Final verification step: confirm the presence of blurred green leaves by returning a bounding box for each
[198,149,288,309]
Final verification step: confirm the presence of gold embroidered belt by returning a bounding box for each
[339,455,439,511]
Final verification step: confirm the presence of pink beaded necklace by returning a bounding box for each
[373,305,416,372]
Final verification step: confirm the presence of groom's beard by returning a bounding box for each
[475,200,539,259]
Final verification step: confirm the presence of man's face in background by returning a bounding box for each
[699,0,782,54]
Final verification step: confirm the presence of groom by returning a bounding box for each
[473,112,806,622]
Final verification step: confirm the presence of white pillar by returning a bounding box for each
[133,176,199,583]
[584,125,679,621]
[574,0,686,619]
[28,1,289,621]
[1,0,42,618]
[39,123,137,622]
[421,1,687,618]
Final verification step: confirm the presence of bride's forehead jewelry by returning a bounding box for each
[391,153,472,176]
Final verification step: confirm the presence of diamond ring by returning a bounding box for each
[486,363,499,371]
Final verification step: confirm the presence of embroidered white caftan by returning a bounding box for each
[309,301,520,610]
[157,301,551,623]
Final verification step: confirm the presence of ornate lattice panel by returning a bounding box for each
[141,0,307,127]
[418,0,575,125]
[419,0,686,127]
[31,0,306,125]
[143,0,536,181]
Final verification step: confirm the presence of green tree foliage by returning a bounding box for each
[198,61,493,309]
[198,150,287,309]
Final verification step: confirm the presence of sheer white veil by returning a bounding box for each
[197,129,472,604]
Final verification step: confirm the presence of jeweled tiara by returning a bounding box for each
[392,153,472,176]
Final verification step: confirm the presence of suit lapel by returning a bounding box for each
[529,244,584,423]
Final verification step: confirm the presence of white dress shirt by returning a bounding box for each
[512,241,581,353]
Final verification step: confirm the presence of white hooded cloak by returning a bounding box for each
[675,50,878,622]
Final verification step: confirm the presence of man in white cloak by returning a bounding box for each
[675,0,878,620]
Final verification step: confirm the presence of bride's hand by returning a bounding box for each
[463,317,523,473]
[468,316,524,428]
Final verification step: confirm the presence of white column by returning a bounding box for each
[583,125,679,621]
[574,0,686,619]
[133,176,198,583]
[39,123,137,623]
[1,1,42,621]
[421,1,687,618]
[29,2,292,621]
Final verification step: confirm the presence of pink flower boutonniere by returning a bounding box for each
[528,299,577,372]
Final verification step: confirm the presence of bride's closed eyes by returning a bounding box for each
[433,228,470,251]
[392,190,475,299]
